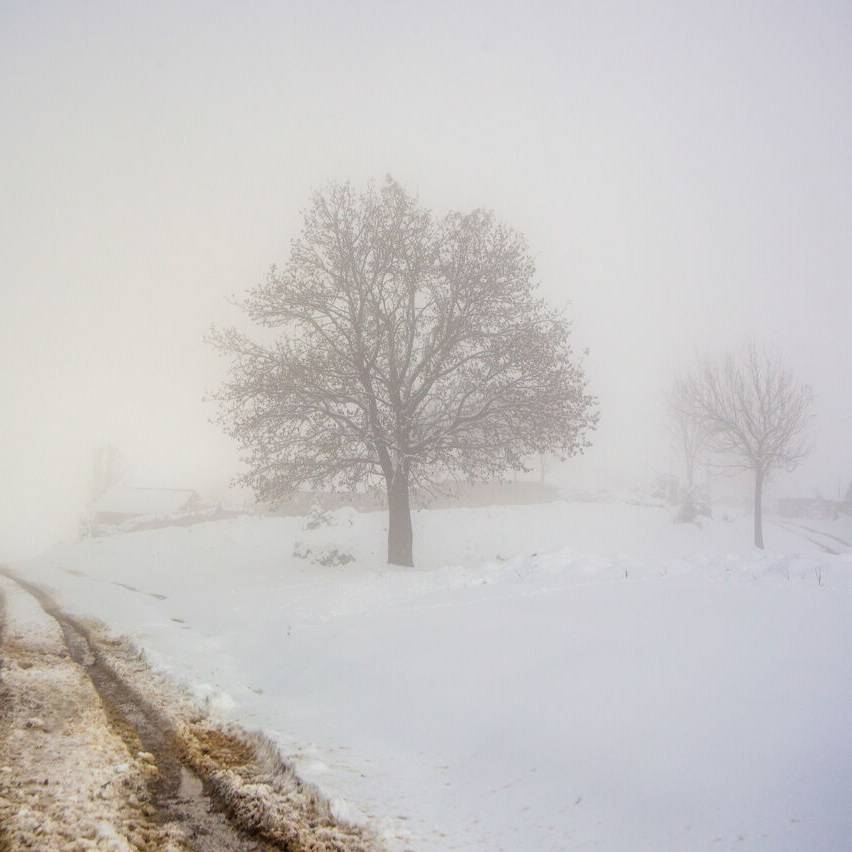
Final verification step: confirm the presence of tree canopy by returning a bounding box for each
[211,178,598,564]
[676,344,811,548]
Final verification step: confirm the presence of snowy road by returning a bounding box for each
[0,567,377,852]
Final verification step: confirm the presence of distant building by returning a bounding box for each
[92,485,200,527]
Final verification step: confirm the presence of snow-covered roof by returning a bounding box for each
[93,485,198,516]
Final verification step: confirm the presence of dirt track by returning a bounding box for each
[0,568,377,852]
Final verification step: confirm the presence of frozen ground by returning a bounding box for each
[14,501,852,851]
[0,574,189,851]
[0,570,376,850]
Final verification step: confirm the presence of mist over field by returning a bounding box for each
[1,4,851,851]
[3,2,851,557]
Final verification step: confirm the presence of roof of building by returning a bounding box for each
[93,485,198,517]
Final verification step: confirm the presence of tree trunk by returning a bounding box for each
[386,467,414,566]
[753,467,765,549]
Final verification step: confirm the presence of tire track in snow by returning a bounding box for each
[0,567,378,852]
[0,566,273,851]
[775,519,851,548]
[0,572,187,850]
[0,585,12,852]
[769,520,848,555]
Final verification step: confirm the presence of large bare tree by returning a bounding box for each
[211,179,598,565]
[679,345,812,548]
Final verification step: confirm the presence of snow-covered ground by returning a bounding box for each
[14,501,852,851]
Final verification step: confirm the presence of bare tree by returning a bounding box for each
[210,178,598,565]
[679,344,812,548]
[668,376,706,493]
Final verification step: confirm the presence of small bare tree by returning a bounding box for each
[668,376,706,493]
[210,178,598,566]
[679,345,812,548]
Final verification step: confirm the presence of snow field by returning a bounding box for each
[15,501,852,850]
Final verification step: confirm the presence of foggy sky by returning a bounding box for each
[3,1,852,559]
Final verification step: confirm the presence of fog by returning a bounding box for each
[3,1,851,559]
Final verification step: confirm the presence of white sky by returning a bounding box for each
[2,1,851,558]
